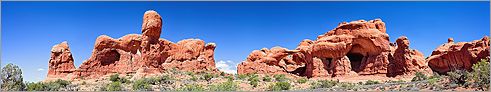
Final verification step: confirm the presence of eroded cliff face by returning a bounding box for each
[427,37,490,74]
[237,19,437,78]
[46,10,218,80]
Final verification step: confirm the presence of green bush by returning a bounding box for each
[310,80,338,89]
[25,79,71,91]
[190,75,198,81]
[297,78,308,84]
[106,81,123,91]
[411,72,428,82]
[428,78,439,86]
[109,74,130,83]
[248,74,260,87]
[263,75,272,82]
[268,81,291,91]
[177,84,204,91]
[470,59,490,90]
[26,82,44,91]
[339,82,356,90]
[132,78,154,91]
[220,71,226,76]
[448,69,470,85]
[209,80,238,91]
[274,74,288,82]
[46,79,71,91]
[185,71,194,76]
[224,76,234,81]
[155,75,173,84]
[1,63,26,91]
[237,74,248,80]
[364,80,380,85]
[202,73,216,81]
[109,74,120,82]
[387,80,405,83]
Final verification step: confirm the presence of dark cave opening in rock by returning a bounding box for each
[347,53,364,72]
[101,50,121,66]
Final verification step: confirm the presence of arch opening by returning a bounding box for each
[347,53,364,72]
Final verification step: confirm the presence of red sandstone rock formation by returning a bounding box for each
[47,10,218,80]
[47,41,76,80]
[237,19,434,78]
[427,36,490,73]
[387,36,433,77]
[237,47,301,75]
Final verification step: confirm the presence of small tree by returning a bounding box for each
[1,63,26,91]
[411,72,428,82]
[106,82,122,91]
[448,69,469,85]
[470,59,490,90]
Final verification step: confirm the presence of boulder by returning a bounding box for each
[427,36,490,73]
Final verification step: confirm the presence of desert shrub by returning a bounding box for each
[448,69,470,85]
[177,84,204,91]
[209,80,238,91]
[109,74,130,83]
[224,76,234,81]
[268,81,291,91]
[220,71,226,76]
[364,80,380,85]
[263,75,272,82]
[237,74,248,80]
[469,59,490,90]
[25,79,70,91]
[411,72,428,82]
[26,82,44,91]
[248,74,260,87]
[1,63,26,91]
[132,78,154,91]
[387,80,405,83]
[190,75,198,81]
[274,74,288,82]
[109,74,120,82]
[105,81,122,91]
[428,78,439,86]
[154,75,173,84]
[81,81,87,85]
[310,80,338,89]
[202,73,216,81]
[339,82,356,90]
[44,79,71,91]
[297,78,308,84]
[185,71,194,76]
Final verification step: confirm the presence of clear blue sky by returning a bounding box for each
[2,1,489,82]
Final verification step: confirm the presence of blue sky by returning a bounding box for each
[2,1,489,82]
